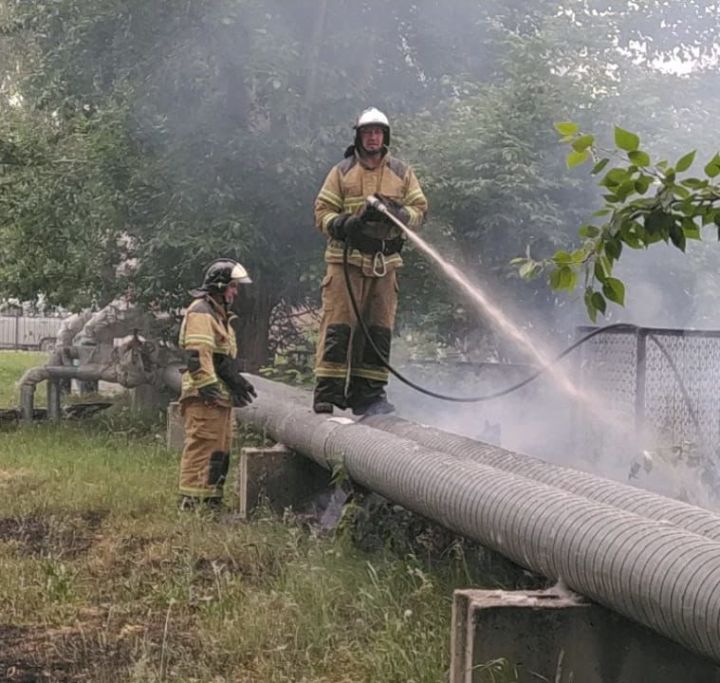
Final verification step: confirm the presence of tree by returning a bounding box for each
[3,0,720,362]
[516,113,720,322]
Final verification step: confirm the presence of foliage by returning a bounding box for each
[0,353,483,682]
[515,122,720,321]
[3,0,720,356]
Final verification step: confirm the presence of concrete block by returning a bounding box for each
[450,588,720,683]
[166,401,184,451]
[236,445,332,520]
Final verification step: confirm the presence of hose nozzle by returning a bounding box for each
[366,194,387,212]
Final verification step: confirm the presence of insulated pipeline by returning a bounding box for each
[235,388,720,663]
[245,374,720,543]
[362,413,720,542]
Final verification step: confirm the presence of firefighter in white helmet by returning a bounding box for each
[313,107,428,416]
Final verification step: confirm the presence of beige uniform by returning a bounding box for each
[313,150,427,410]
[178,295,237,501]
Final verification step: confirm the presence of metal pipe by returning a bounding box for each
[245,374,720,543]
[363,413,720,541]
[235,388,720,662]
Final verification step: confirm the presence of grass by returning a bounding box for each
[0,349,46,405]
[0,350,517,682]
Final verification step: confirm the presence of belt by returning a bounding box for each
[348,234,404,256]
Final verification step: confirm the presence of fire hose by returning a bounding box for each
[341,197,701,428]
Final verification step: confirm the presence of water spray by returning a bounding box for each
[343,196,703,418]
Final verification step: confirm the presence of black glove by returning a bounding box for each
[328,213,362,241]
[213,354,257,407]
[374,194,410,224]
[185,349,201,373]
[231,374,257,408]
[198,382,224,404]
[357,198,387,224]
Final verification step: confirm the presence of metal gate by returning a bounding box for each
[0,315,64,350]
[576,326,720,453]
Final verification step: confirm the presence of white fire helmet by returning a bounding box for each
[354,107,391,148]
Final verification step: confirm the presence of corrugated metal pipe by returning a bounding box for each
[246,375,720,542]
[362,414,720,541]
[237,375,720,663]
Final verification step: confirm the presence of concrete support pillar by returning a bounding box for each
[235,445,332,519]
[166,401,184,451]
[46,380,62,421]
[450,589,720,683]
[20,385,35,422]
[167,402,331,518]
[131,383,166,412]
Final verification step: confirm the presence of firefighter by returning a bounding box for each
[178,258,257,510]
[313,107,428,415]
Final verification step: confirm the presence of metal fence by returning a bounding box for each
[576,325,720,452]
[0,315,65,351]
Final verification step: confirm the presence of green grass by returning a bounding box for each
[0,350,46,405]
[0,351,486,682]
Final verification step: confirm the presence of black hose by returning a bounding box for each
[341,239,702,425]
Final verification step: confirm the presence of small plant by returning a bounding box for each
[40,556,76,602]
[473,657,520,683]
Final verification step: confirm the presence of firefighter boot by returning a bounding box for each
[348,378,395,416]
[313,377,347,414]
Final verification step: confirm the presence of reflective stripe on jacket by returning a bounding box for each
[314,151,428,275]
[178,295,238,405]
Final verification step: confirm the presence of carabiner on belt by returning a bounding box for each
[372,242,387,277]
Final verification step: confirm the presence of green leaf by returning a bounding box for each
[551,266,577,291]
[676,151,696,172]
[669,223,686,251]
[594,259,608,283]
[672,185,691,199]
[518,261,536,278]
[554,121,579,137]
[602,278,625,306]
[628,150,650,166]
[614,126,640,152]
[615,179,637,201]
[571,134,594,152]
[645,210,674,236]
[591,158,610,175]
[567,149,591,169]
[681,177,708,189]
[552,250,573,264]
[591,291,607,314]
[634,176,652,194]
[550,266,576,290]
[579,224,600,238]
[584,288,598,323]
[605,238,622,262]
[704,153,720,177]
[682,218,700,240]
[601,168,629,187]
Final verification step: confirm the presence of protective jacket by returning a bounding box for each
[179,294,237,406]
[314,150,428,276]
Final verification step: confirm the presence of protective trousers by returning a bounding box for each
[314,262,397,411]
[179,398,232,501]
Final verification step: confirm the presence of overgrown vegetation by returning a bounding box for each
[0,352,530,682]
[3,1,720,364]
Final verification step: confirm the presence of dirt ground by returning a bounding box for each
[0,511,137,683]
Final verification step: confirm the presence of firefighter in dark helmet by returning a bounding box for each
[178,258,256,510]
[313,107,428,416]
